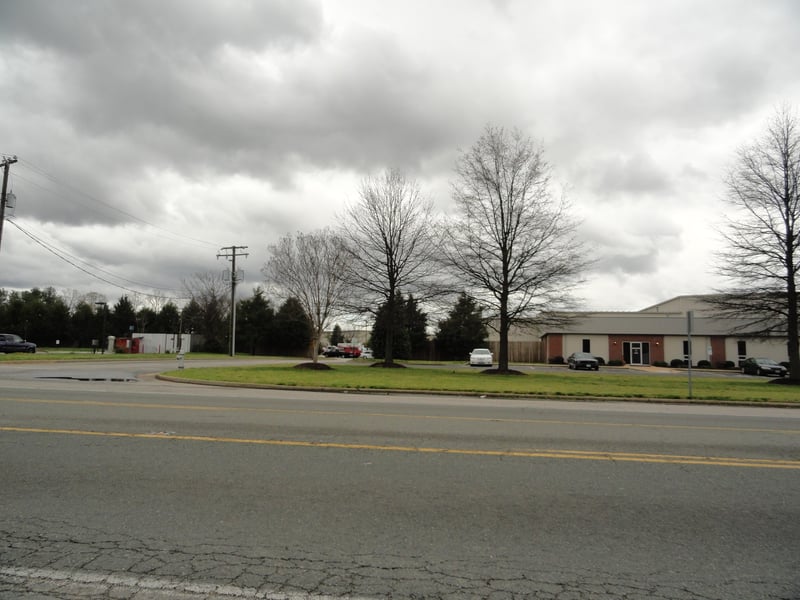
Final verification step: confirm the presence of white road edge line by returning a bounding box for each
[0,566,381,599]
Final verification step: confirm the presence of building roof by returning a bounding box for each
[543,313,752,336]
[637,294,717,315]
[539,295,769,337]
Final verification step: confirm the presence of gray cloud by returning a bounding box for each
[578,152,673,198]
[1,0,799,310]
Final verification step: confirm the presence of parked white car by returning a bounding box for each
[469,348,493,367]
[361,348,374,359]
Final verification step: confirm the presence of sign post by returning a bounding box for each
[687,311,693,399]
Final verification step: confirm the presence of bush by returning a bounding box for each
[548,355,565,364]
[595,356,606,366]
[697,360,711,369]
[653,361,668,367]
[607,359,624,366]
[715,361,736,370]
[670,358,685,368]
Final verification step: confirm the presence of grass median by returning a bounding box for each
[161,363,800,404]
[0,351,261,361]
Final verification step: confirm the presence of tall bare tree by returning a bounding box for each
[182,271,230,353]
[712,106,800,380]
[441,126,584,372]
[340,169,438,366]
[263,228,350,364]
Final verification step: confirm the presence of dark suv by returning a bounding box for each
[0,333,37,353]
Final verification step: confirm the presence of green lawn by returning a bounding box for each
[161,363,800,404]
[0,350,258,361]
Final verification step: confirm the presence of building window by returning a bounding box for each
[737,340,747,366]
[582,339,591,353]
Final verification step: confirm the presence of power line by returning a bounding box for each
[7,218,189,302]
[13,157,223,249]
[8,218,185,293]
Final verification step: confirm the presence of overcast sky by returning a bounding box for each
[1,0,799,316]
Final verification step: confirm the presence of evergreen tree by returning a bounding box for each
[370,293,427,360]
[236,288,275,355]
[435,292,488,360]
[136,307,157,333]
[70,301,96,348]
[404,293,428,359]
[111,296,137,337]
[180,300,203,336]
[271,297,311,357]
[155,303,181,334]
[330,324,344,346]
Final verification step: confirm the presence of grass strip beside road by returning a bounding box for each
[0,351,262,362]
[161,363,800,403]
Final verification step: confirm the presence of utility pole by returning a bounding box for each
[0,155,18,253]
[217,245,248,357]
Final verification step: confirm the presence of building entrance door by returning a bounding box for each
[623,341,650,365]
[631,345,642,364]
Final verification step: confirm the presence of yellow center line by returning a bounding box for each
[2,397,799,435]
[2,426,799,469]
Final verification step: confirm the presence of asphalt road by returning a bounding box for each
[1,360,799,599]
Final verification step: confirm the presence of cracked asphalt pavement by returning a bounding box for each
[1,361,799,598]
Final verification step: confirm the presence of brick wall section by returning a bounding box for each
[546,334,563,361]
[710,336,727,366]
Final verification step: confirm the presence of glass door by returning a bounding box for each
[623,341,651,365]
[631,344,642,364]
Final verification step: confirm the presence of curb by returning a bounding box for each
[154,374,800,409]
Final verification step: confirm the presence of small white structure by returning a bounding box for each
[133,333,192,354]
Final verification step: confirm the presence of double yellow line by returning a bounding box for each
[3,426,799,469]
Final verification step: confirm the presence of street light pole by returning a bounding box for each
[95,302,107,354]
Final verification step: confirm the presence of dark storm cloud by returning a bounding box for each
[2,0,800,310]
[0,0,321,54]
[0,0,461,229]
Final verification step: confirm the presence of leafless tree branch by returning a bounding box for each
[441,125,587,371]
[263,228,350,363]
[712,104,800,378]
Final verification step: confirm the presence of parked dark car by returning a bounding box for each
[0,333,37,353]
[740,357,787,377]
[322,346,343,357]
[567,351,599,371]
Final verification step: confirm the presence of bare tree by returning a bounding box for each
[182,271,230,353]
[262,228,350,364]
[441,126,585,372]
[712,105,800,380]
[340,169,438,366]
[146,291,169,314]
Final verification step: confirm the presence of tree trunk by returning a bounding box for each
[384,294,395,366]
[786,283,799,379]
[310,333,320,364]
[498,292,509,371]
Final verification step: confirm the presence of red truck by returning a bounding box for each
[322,344,362,358]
